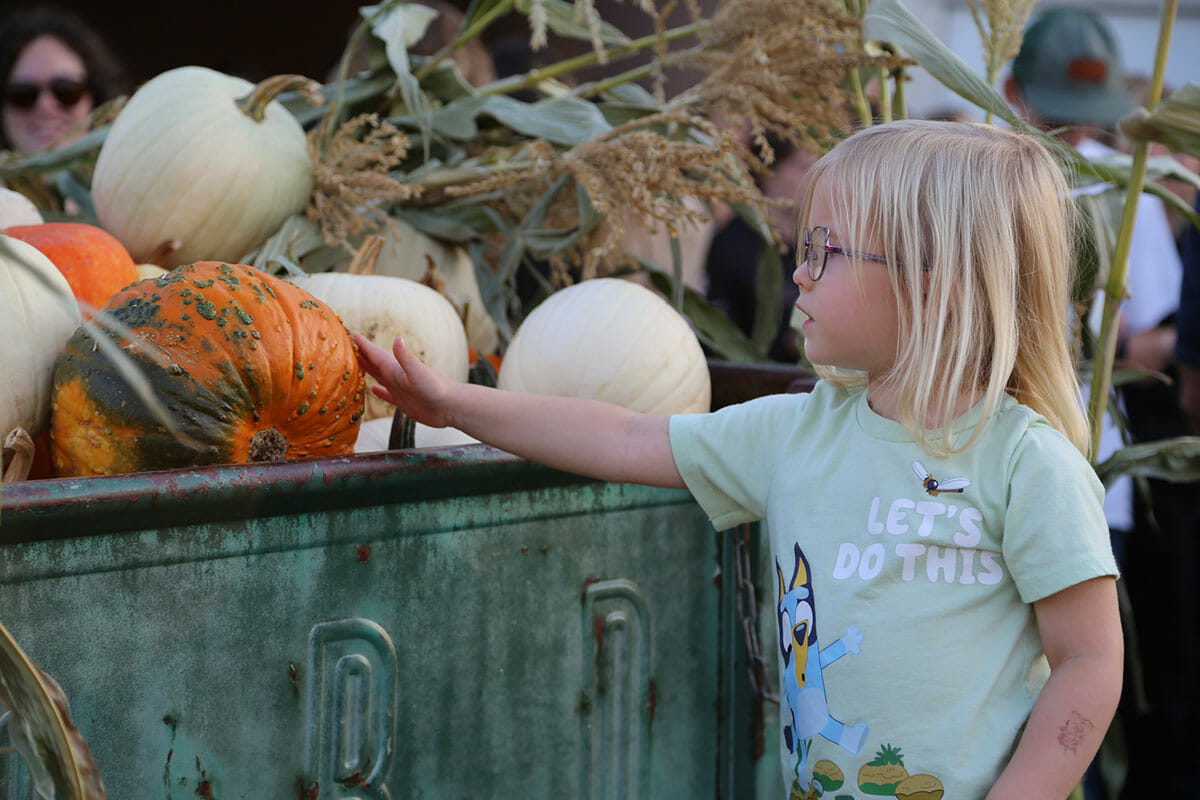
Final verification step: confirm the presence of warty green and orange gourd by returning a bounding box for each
[50,261,365,477]
[288,270,470,422]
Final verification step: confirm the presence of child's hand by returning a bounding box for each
[352,333,453,428]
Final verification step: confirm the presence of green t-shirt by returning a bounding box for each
[670,381,1117,799]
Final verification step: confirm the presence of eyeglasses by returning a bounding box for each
[4,78,89,110]
[801,226,892,282]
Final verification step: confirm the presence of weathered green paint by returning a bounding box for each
[0,446,773,798]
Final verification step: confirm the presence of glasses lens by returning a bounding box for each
[4,83,39,109]
[49,79,87,107]
[807,227,827,280]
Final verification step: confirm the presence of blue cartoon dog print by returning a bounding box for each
[776,542,868,769]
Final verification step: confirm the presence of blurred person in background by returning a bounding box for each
[1178,192,1200,436]
[1006,7,1197,799]
[703,133,817,363]
[0,5,128,155]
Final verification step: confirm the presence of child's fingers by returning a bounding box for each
[391,335,420,371]
[353,333,405,382]
[369,383,395,404]
[351,333,384,370]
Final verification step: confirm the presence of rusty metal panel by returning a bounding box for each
[0,446,770,798]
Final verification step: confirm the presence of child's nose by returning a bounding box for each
[792,261,811,290]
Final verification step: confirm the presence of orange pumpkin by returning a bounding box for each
[5,222,140,320]
[50,261,366,477]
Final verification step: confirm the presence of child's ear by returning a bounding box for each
[1002,76,1025,113]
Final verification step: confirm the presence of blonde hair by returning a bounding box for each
[800,120,1088,456]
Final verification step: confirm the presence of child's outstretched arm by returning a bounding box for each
[986,575,1123,800]
[353,333,686,489]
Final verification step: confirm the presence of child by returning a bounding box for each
[354,120,1122,799]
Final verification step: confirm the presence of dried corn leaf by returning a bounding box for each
[1094,436,1200,487]
[0,622,105,799]
[1120,83,1200,158]
[2,428,34,483]
[515,0,631,47]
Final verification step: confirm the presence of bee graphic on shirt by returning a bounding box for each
[912,461,971,496]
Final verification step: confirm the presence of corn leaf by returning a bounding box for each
[393,93,611,146]
[52,171,96,223]
[461,0,511,32]
[412,55,479,101]
[640,266,770,363]
[601,82,658,108]
[0,126,107,178]
[363,2,434,138]
[363,2,439,75]
[393,96,487,139]
[247,215,331,273]
[1072,152,1200,236]
[1094,436,1200,487]
[280,73,395,128]
[396,205,498,242]
[1120,83,1200,158]
[479,95,612,146]
[863,0,1026,132]
[514,0,631,46]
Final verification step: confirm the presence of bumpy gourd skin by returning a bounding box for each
[50,262,365,477]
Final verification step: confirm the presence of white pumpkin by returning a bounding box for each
[0,235,82,437]
[365,217,499,356]
[354,416,478,452]
[0,188,43,229]
[414,423,479,449]
[289,272,470,421]
[92,67,313,268]
[498,277,711,414]
[135,263,168,280]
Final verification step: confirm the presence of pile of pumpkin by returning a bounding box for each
[0,66,710,481]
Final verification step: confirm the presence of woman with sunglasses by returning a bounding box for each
[0,6,127,154]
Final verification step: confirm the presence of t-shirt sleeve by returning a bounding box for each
[669,392,805,530]
[1001,423,1119,603]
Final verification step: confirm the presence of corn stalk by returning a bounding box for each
[1085,0,1177,458]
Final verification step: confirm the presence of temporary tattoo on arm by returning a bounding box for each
[1057,711,1094,753]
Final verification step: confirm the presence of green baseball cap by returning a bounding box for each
[1012,6,1133,125]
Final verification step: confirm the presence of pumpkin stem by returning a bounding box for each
[236,75,324,123]
[248,426,291,462]
[419,253,447,295]
[144,238,182,267]
[2,427,35,483]
[348,235,383,276]
[388,410,416,450]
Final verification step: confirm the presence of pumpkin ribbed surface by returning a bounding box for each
[0,235,81,440]
[289,272,470,422]
[5,222,139,320]
[90,67,312,268]
[50,261,365,477]
[497,278,711,415]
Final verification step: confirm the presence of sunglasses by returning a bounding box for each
[4,78,89,110]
